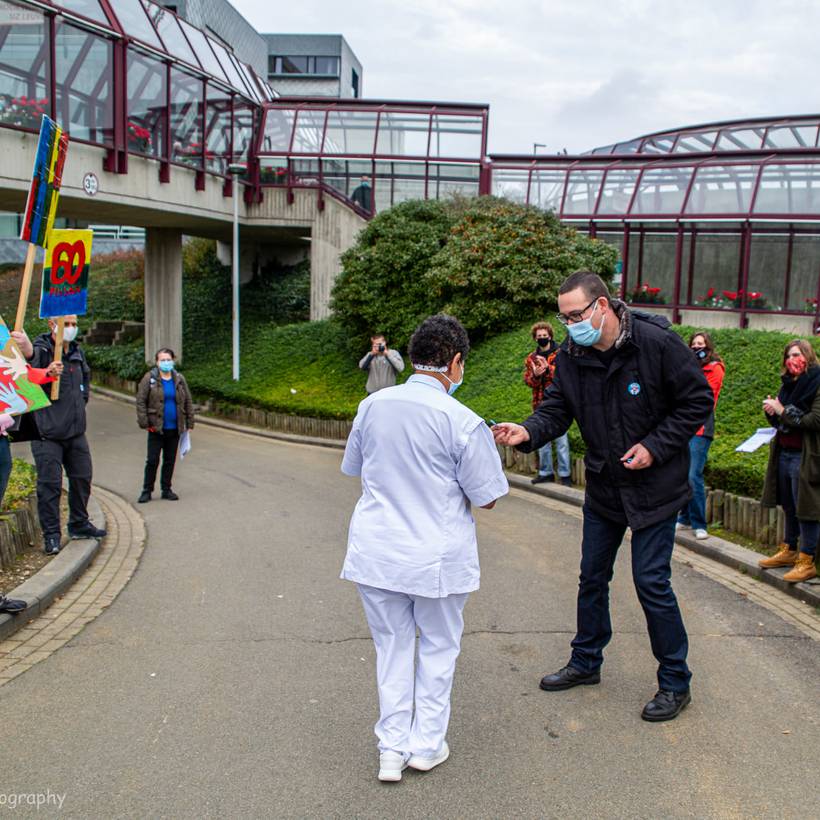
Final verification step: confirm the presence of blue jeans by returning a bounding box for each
[0,437,11,510]
[778,449,819,557]
[538,433,571,478]
[570,506,692,693]
[678,435,712,531]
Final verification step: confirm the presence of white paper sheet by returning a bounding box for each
[179,430,191,460]
[735,427,776,453]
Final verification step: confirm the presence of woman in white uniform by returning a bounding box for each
[341,314,509,782]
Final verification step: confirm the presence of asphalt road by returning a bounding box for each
[1,395,818,819]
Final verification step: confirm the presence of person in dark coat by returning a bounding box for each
[25,316,106,555]
[136,348,195,503]
[493,271,713,722]
[351,175,373,214]
[760,339,820,583]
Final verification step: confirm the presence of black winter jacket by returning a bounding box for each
[518,301,713,530]
[28,332,91,440]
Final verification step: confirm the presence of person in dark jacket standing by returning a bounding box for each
[759,340,820,583]
[493,271,713,722]
[136,348,195,503]
[26,315,106,555]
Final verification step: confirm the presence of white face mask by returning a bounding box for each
[58,325,78,343]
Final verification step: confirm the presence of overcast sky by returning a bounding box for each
[233,0,820,155]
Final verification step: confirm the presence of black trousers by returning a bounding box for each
[30,435,93,537]
[143,429,180,493]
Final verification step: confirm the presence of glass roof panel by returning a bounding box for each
[376,112,431,157]
[429,114,483,158]
[631,166,693,214]
[224,51,254,98]
[530,168,566,212]
[754,163,820,215]
[209,40,247,95]
[563,169,605,214]
[142,2,200,67]
[642,136,675,154]
[673,131,718,153]
[292,109,325,153]
[59,0,109,25]
[324,110,377,155]
[233,60,260,102]
[178,19,227,82]
[684,164,757,214]
[261,108,295,152]
[109,0,162,49]
[715,128,765,151]
[597,168,641,214]
[764,125,819,150]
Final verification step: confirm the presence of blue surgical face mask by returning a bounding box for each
[158,360,175,373]
[444,364,464,395]
[567,301,605,347]
[413,358,464,394]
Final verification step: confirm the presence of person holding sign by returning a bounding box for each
[136,348,195,503]
[760,340,820,583]
[25,316,105,556]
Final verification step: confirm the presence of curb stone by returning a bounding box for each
[93,383,820,611]
[0,494,106,641]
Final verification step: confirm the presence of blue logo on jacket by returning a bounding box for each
[628,382,641,396]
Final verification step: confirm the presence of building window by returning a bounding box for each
[268,56,340,77]
[351,68,359,98]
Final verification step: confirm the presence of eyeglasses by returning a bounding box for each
[556,297,599,326]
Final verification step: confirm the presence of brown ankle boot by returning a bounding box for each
[782,552,817,583]
[759,544,799,569]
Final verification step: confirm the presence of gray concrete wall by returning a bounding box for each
[144,229,183,362]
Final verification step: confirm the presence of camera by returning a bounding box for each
[378,344,385,353]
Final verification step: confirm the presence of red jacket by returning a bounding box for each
[696,360,725,437]
[523,344,559,412]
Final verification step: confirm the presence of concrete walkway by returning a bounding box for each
[0,395,818,818]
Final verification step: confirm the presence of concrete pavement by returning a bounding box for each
[0,395,817,818]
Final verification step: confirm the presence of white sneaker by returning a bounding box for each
[378,751,407,782]
[407,741,450,772]
[694,528,708,540]
[675,522,691,531]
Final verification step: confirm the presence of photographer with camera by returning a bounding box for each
[359,333,405,395]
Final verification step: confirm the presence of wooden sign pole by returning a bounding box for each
[14,244,36,332]
[50,316,65,401]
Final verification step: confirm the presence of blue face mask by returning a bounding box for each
[567,301,605,347]
[158,360,175,373]
[444,366,464,395]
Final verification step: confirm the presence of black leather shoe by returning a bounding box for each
[539,665,601,691]
[560,476,573,487]
[161,490,179,501]
[531,474,555,485]
[641,689,691,722]
[138,491,151,503]
[43,533,61,555]
[68,523,107,540]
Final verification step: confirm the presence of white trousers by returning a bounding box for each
[356,583,468,758]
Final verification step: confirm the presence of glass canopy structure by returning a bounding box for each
[256,99,489,215]
[1,5,819,329]
[0,0,272,184]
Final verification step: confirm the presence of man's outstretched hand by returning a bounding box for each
[492,422,530,447]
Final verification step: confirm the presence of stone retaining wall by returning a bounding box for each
[0,495,41,572]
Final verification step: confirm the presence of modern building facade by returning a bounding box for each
[264,35,362,99]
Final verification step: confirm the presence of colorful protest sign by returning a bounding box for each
[0,316,49,415]
[20,115,69,248]
[39,229,92,318]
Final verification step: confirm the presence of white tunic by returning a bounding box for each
[340,374,509,597]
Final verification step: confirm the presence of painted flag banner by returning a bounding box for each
[20,115,69,248]
[0,315,49,415]
[39,229,92,318]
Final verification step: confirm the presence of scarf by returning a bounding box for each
[778,364,820,414]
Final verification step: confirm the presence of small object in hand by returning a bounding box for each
[626,457,635,464]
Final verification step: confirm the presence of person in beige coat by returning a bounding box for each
[136,348,194,503]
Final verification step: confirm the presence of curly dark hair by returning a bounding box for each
[408,314,470,368]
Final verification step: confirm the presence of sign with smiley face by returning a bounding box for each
[39,229,93,318]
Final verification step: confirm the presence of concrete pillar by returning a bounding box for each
[144,228,183,361]
[310,199,366,320]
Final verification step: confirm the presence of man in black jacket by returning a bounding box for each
[493,271,713,722]
[25,316,106,555]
